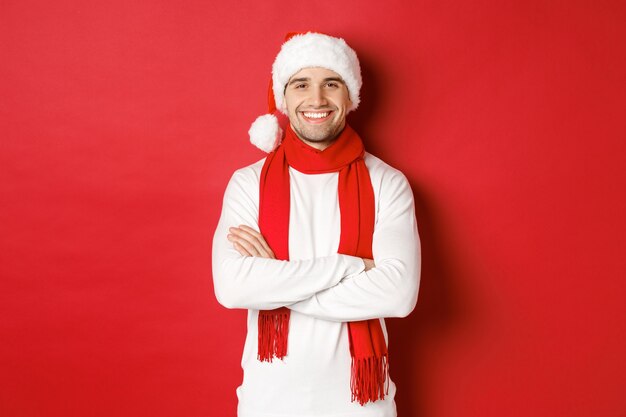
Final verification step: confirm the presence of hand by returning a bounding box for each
[363,258,375,271]
[227,225,276,259]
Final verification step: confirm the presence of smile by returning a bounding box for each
[300,111,333,124]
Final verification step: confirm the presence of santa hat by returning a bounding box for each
[248,31,362,153]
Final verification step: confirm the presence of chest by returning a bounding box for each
[288,169,341,259]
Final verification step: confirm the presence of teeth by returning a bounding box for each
[303,112,330,119]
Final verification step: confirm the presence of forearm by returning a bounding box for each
[289,169,421,322]
[289,229,420,322]
[212,218,365,310]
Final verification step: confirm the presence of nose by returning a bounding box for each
[309,85,328,107]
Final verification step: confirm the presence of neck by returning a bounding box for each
[297,137,334,151]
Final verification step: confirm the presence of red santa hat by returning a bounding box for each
[248,31,362,153]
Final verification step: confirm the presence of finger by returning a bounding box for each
[229,228,263,256]
[362,258,375,271]
[233,241,253,257]
[228,233,261,257]
[237,228,274,258]
[238,225,276,259]
[234,235,261,257]
[230,227,270,258]
[239,225,275,258]
[227,234,250,256]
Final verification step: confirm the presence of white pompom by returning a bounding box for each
[248,114,283,153]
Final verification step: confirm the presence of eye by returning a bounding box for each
[294,83,307,89]
[326,82,339,88]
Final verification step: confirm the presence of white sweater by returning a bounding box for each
[212,152,421,417]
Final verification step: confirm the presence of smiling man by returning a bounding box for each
[285,67,350,146]
[212,32,421,417]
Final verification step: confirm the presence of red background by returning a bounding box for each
[2,1,625,416]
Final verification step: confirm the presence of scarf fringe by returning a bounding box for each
[350,353,390,406]
[257,310,290,362]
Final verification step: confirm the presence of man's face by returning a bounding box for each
[283,66,352,149]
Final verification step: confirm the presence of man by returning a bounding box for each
[212,32,421,417]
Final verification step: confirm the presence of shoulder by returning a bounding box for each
[364,152,414,223]
[228,157,266,187]
[222,157,266,203]
[364,152,411,193]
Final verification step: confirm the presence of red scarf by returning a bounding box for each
[257,122,389,405]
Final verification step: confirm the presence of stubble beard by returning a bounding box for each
[291,113,345,144]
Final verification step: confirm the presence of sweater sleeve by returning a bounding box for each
[211,166,366,311]
[288,170,421,322]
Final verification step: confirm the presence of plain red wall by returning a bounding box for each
[1,1,625,416]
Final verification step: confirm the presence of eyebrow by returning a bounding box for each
[287,77,346,86]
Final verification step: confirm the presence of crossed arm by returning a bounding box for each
[211,166,421,322]
[227,225,376,271]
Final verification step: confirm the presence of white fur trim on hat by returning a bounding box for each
[249,114,283,153]
[272,32,362,114]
